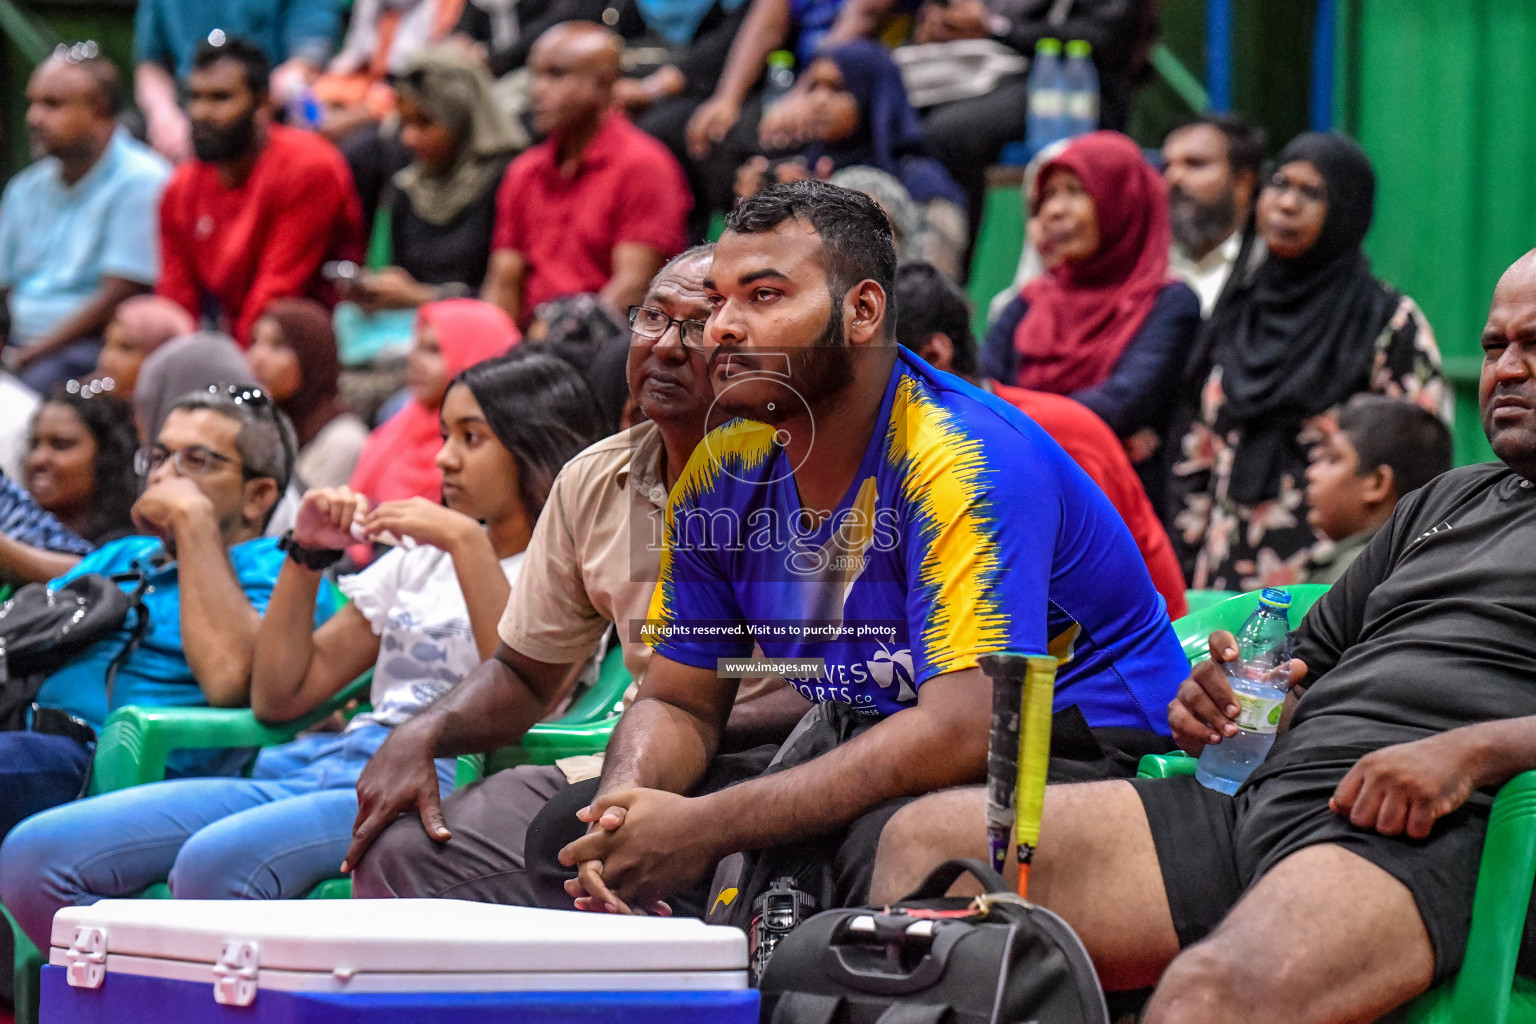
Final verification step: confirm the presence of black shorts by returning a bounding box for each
[1130,763,1531,986]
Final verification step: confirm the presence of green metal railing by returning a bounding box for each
[0,0,56,67]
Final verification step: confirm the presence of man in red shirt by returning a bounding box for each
[484,23,690,329]
[894,261,1189,618]
[157,36,362,345]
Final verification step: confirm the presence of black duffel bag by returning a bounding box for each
[758,858,1109,1024]
[0,571,149,730]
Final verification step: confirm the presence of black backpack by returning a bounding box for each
[0,571,150,730]
[758,858,1110,1024]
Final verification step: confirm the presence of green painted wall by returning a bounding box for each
[1,1,137,186]
[1334,0,1536,466]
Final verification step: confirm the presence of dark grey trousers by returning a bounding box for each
[351,763,571,905]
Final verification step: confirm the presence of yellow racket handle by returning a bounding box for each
[1014,655,1057,860]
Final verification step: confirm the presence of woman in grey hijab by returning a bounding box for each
[133,333,258,442]
[342,45,522,311]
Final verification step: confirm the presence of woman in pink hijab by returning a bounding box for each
[349,299,520,507]
[93,296,196,399]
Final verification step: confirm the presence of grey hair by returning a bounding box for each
[169,390,298,520]
[649,243,714,292]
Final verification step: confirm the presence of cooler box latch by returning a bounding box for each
[213,939,261,1006]
[65,926,108,989]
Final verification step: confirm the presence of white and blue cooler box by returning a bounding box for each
[42,898,758,1023]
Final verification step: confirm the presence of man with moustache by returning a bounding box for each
[867,251,1536,1024]
[483,23,690,330]
[156,35,362,346]
[0,47,168,393]
[537,180,1186,918]
[1163,114,1265,316]
[0,387,332,839]
[346,246,805,901]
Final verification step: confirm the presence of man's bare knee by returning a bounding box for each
[1147,844,1434,1024]
[870,787,987,904]
[1147,943,1268,1024]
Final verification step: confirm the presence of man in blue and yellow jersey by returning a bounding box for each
[547,180,1187,917]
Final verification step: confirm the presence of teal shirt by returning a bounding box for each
[134,0,341,78]
[34,535,341,774]
[0,129,168,345]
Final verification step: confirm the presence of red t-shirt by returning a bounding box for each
[492,113,691,324]
[994,383,1189,619]
[157,124,363,345]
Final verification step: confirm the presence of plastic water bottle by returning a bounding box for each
[1061,39,1100,138]
[1025,38,1066,156]
[287,87,322,130]
[763,50,797,109]
[1195,589,1295,795]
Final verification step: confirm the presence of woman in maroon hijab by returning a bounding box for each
[981,131,1201,496]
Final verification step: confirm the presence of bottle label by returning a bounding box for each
[1234,691,1285,735]
[1030,90,1064,117]
[1066,93,1098,122]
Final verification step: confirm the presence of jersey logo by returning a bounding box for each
[867,647,916,702]
[1048,622,1082,665]
[1411,520,1453,546]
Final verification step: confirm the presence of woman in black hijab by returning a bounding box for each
[1166,132,1448,591]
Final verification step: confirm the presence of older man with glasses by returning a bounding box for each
[0,384,339,840]
[347,245,806,903]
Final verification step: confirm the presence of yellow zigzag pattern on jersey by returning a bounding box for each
[648,419,778,627]
[886,376,1008,672]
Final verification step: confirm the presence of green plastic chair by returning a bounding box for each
[5,668,374,1024]
[454,640,630,786]
[9,640,631,1024]
[1183,589,1241,615]
[1139,586,1536,1024]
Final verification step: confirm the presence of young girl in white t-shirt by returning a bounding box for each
[0,352,605,947]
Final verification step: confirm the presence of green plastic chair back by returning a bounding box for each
[454,641,631,788]
[1183,589,1240,615]
[1170,584,1330,668]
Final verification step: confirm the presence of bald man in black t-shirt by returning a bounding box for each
[866,249,1536,1024]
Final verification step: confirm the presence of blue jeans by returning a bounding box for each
[0,731,92,839]
[0,723,455,951]
[17,338,103,395]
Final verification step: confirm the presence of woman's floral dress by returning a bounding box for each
[1168,293,1450,592]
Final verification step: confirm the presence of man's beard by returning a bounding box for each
[715,309,853,426]
[191,112,258,163]
[1169,182,1238,256]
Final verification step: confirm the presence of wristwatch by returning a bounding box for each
[278,530,345,571]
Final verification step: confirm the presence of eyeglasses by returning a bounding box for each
[1263,173,1327,207]
[134,443,242,478]
[628,306,709,351]
[53,41,100,63]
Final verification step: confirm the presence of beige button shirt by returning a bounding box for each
[498,421,669,697]
[498,420,783,781]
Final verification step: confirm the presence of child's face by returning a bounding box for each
[1305,430,1374,542]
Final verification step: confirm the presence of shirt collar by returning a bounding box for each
[48,126,126,194]
[615,421,671,508]
[1174,230,1243,275]
[538,112,626,179]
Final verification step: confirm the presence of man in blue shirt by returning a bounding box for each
[551,181,1186,916]
[0,386,335,838]
[0,50,169,394]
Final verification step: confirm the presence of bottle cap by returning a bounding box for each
[1065,39,1092,58]
[1257,588,1293,611]
[1035,37,1062,56]
[767,50,795,69]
